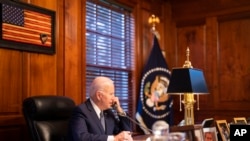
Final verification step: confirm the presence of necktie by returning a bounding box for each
[100,111,105,131]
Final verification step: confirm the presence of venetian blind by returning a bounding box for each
[86,0,134,113]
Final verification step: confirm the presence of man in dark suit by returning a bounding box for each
[68,76,132,141]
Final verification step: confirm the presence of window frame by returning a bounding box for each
[85,0,135,116]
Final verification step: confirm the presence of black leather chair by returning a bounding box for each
[22,95,75,141]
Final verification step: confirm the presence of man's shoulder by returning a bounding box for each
[74,99,92,112]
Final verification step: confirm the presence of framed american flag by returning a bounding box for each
[0,0,55,54]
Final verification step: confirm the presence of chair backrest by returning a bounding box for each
[22,95,75,141]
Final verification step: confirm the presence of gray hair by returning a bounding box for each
[89,76,114,98]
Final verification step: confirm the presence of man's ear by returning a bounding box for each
[96,91,102,101]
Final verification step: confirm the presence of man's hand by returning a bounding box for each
[113,97,124,113]
[114,131,133,141]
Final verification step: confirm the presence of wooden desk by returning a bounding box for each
[132,125,198,141]
[133,134,151,141]
[133,134,172,141]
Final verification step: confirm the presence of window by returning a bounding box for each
[85,0,134,114]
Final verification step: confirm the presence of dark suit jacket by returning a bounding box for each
[68,99,131,141]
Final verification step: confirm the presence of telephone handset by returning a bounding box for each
[111,102,120,122]
[111,102,153,133]
[111,102,118,110]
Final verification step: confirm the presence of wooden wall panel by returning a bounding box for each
[0,50,22,114]
[171,0,250,22]
[176,25,206,69]
[141,11,154,67]
[204,17,218,110]
[216,17,250,110]
[64,0,85,104]
[28,55,57,95]
[171,0,250,124]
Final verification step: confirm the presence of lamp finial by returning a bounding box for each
[183,47,193,68]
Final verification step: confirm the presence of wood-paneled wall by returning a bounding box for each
[0,0,250,140]
[170,0,250,124]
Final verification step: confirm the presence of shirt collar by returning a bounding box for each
[90,98,101,118]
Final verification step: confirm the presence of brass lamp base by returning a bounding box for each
[182,93,196,125]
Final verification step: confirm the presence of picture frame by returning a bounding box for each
[233,117,247,124]
[203,127,218,141]
[247,117,250,124]
[202,118,215,128]
[216,120,230,141]
[0,0,56,54]
[194,125,204,141]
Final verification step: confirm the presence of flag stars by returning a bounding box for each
[2,4,24,26]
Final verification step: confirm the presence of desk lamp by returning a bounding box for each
[167,47,209,125]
